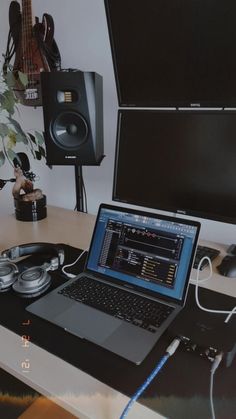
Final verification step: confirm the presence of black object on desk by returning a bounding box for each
[168,306,236,367]
[217,243,236,278]
[0,244,235,419]
[217,255,236,278]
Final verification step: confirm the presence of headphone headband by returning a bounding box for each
[1,243,64,265]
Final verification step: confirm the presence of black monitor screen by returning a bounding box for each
[113,110,236,224]
[105,0,236,107]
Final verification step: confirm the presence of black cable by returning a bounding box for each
[33,20,61,71]
[81,172,88,213]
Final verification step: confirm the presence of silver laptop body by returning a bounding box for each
[27,203,200,364]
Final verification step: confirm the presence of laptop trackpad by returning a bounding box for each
[55,303,122,343]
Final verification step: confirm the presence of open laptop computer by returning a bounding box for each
[26,203,200,364]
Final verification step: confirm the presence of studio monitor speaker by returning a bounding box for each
[41,70,104,165]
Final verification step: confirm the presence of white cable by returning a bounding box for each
[194,256,236,322]
[224,305,236,323]
[62,249,88,278]
[190,255,213,284]
[210,353,223,419]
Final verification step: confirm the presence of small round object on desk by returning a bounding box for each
[14,194,47,221]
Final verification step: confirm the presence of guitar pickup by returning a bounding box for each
[25,89,39,100]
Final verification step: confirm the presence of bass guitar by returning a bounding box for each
[6,0,61,106]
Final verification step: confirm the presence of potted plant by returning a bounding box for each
[0,69,47,220]
[0,69,45,168]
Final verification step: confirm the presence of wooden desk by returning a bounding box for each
[0,206,235,418]
[0,205,96,251]
[0,206,159,419]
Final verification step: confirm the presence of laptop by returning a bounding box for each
[26,203,200,364]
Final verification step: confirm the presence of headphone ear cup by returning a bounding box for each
[12,266,52,298]
[1,243,65,297]
[0,261,18,292]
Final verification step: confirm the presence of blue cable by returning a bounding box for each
[119,338,180,419]
[120,353,169,419]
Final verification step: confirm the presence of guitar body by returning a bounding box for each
[13,27,50,106]
[11,2,61,107]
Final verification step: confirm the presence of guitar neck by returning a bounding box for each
[21,0,33,35]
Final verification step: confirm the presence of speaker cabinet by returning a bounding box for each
[41,70,104,165]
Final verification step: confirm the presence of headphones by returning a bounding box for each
[0,243,64,297]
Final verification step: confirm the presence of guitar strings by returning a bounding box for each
[29,0,33,88]
[26,0,31,87]
[21,1,32,89]
[22,1,27,79]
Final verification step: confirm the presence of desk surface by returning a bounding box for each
[0,205,95,251]
[0,206,235,419]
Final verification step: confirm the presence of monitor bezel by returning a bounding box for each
[112,109,236,225]
[104,0,236,108]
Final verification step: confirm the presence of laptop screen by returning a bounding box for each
[87,205,200,303]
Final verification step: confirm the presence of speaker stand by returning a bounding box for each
[74,166,85,212]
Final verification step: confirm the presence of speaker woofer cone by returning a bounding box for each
[51,111,89,150]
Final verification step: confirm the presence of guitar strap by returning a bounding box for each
[9,1,21,49]
[34,15,61,71]
[40,37,62,71]
[3,1,21,72]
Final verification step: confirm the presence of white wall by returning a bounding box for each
[1,0,236,246]
[0,0,117,212]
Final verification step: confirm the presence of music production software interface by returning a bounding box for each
[87,208,198,301]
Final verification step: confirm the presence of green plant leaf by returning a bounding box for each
[18,71,28,87]
[15,132,29,144]
[35,150,42,160]
[35,131,45,145]
[7,130,17,148]
[6,148,18,162]
[28,132,36,144]
[7,117,26,138]
[0,71,45,168]
[0,93,6,109]
[5,72,16,88]
[0,151,5,167]
[0,123,9,136]
[38,145,46,157]
[1,90,16,115]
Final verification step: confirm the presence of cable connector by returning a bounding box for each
[166,337,181,356]
[64,273,76,279]
[211,352,223,373]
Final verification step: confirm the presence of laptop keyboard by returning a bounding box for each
[58,276,174,333]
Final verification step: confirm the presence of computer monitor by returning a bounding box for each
[105,0,236,107]
[113,110,236,224]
